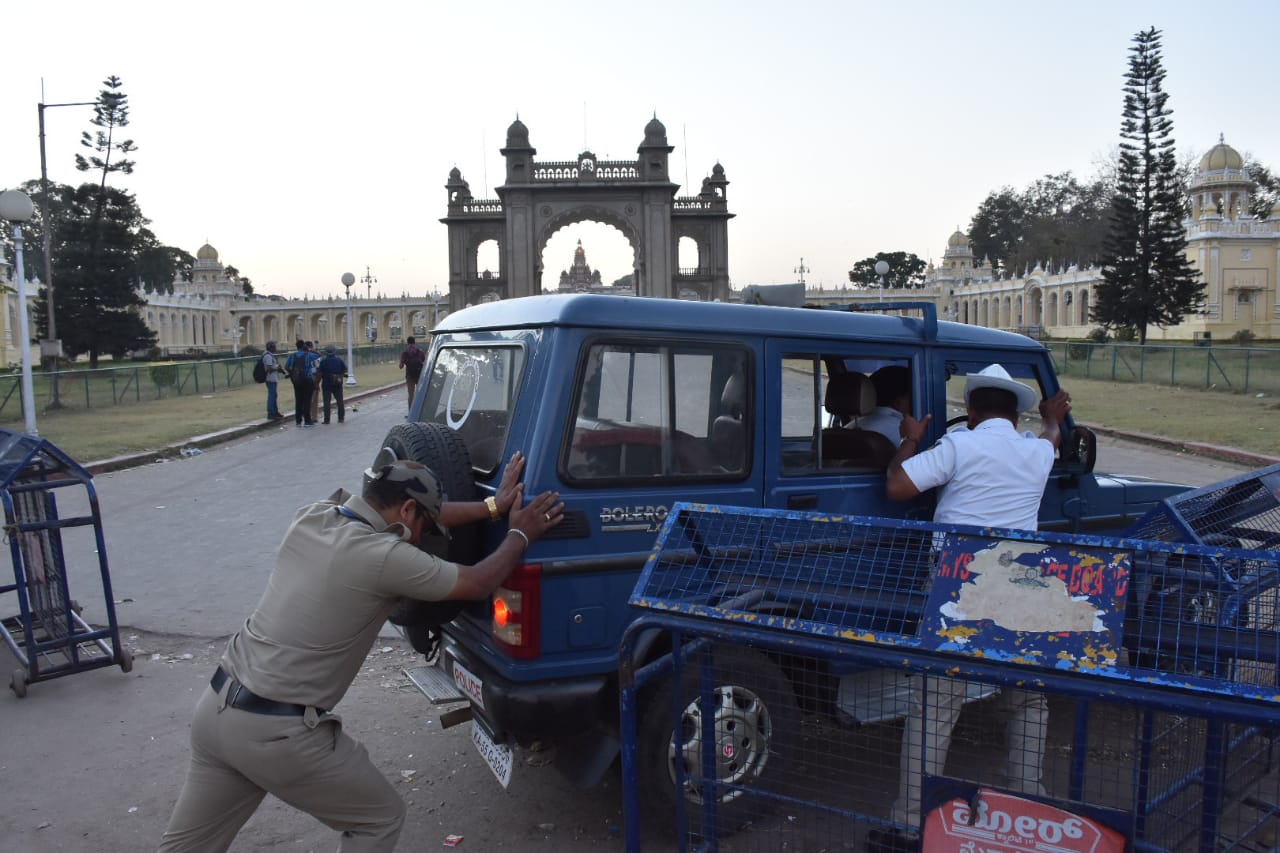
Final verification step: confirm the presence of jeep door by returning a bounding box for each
[764,338,930,519]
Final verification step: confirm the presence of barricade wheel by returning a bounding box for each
[118,647,134,673]
[638,645,800,839]
[10,668,28,698]
[374,422,483,657]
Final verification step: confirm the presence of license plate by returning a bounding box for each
[471,719,513,788]
[451,660,485,711]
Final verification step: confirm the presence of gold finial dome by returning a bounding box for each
[947,229,969,248]
[196,243,218,260]
[1200,135,1243,171]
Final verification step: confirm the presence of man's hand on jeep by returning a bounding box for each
[509,489,564,546]
[496,451,527,513]
[900,413,932,446]
[1038,390,1071,448]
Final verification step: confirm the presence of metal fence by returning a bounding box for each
[1045,341,1280,394]
[0,343,404,424]
[619,497,1280,852]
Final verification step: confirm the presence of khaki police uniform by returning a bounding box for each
[159,491,458,852]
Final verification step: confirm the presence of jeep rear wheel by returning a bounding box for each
[638,645,800,841]
[376,422,484,650]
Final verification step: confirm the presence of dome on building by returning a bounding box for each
[506,117,530,147]
[1200,136,1244,172]
[196,243,218,260]
[712,162,725,177]
[946,230,969,248]
[643,115,667,144]
[449,166,462,180]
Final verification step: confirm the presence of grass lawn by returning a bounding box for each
[20,362,408,462]
[1063,376,1280,456]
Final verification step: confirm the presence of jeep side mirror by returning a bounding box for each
[1063,425,1097,473]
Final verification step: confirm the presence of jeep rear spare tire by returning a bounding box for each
[376,422,484,649]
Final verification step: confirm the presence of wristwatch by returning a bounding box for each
[484,496,501,520]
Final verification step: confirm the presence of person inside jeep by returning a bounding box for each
[869,363,1071,853]
[859,365,912,448]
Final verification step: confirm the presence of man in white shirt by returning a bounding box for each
[866,364,1071,853]
[859,365,911,448]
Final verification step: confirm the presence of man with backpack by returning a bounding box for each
[258,341,284,420]
[284,340,317,427]
[317,344,348,424]
[398,336,426,409]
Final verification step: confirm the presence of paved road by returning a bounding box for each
[0,404,1256,852]
[63,387,415,636]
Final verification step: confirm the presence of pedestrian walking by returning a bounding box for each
[318,344,348,424]
[398,336,426,409]
[261,341,284,420]
[157,451,564,852]
[284,340,316,427]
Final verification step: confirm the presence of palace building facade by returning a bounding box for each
[806,136,1279,342]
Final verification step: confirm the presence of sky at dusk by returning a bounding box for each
[2,0,1278,300]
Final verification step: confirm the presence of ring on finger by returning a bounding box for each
[544,513,551,522]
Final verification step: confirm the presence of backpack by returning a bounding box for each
[252,355,267,384]
[404,346,426,377]
[286,352,308,382]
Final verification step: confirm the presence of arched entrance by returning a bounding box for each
[441,116,733,307]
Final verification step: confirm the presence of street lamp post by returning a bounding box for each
[0,190,39,436]
[341,272,358,386]
[39,98,95,410]
[875,259,890,303]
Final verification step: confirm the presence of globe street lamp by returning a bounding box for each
[341,272,358,386]
[874,259,890,303]
[0,190,39,435]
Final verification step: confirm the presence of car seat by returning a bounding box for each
[820,373,895,469]
[710,372,747,472]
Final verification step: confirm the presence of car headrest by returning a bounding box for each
[720,372,746,417]
[824,373,876,418]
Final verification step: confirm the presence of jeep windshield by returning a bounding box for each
[419,344,526,473]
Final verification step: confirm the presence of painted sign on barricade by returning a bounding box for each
[923,788,1125,853]
[920,536,1132,671]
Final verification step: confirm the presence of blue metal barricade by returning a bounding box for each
[619,501,1280,852]
[0,429,132,696]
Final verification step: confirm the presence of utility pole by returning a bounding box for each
[38,95,95,409]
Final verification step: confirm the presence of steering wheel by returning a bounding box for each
[945,415,968,431]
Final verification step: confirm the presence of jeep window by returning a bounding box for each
[781,354,911,475]
[564,342,749,481]
[943,358,1049,429]
[419,345,526,473]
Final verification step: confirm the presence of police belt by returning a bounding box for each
[211,666,326,717]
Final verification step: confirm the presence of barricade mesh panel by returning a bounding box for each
[623,503,1280,852]
[1125,464,1280,550]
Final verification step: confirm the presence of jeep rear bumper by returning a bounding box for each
[441,637,613,742]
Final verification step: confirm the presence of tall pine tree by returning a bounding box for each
[1093,28,1202,344]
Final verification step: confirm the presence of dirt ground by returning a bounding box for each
[0,631,630,852]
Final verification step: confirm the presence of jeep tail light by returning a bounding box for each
[492,562,541,659]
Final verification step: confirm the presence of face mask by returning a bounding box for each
[388,522,414,543]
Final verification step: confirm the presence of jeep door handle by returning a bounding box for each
[787,494,818,509]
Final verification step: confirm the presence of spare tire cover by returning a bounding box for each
[375,422,483,637]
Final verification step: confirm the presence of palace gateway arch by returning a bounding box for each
[441,116,733,307]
